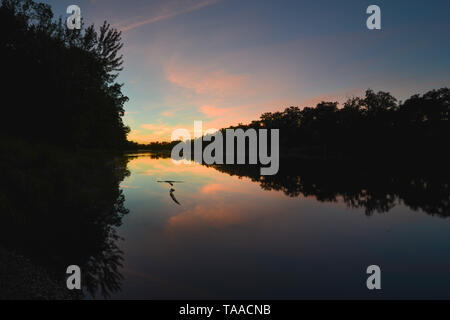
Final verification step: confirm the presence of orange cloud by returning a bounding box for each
[167,205,246,229]
[167,68,248,97]
[201,183,229,194]
[200,105,228,117]
[128,124,179,143]
[141,123,176,137]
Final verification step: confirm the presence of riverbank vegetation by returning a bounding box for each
[0,0,132,298]
[219,88,449,160]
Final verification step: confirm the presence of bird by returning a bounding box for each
[158,181,183,205]
[169,188,181,205]
[157,180,183,187]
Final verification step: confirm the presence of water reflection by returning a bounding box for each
[2,152,449,299]
[144,153,450,218]
[209,160,450,217]
[113,154,450,299]
[157,180,184,205]
[0,154,131,299]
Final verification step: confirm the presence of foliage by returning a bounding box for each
[231,88,449,159]
[0,0,130,149]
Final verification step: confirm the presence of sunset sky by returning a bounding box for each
[43,0,450,143]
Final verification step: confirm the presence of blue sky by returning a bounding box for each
[42,0,450,142]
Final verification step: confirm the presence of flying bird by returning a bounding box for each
[158,180,183,205]
[157,180,183,186]
[169,188,181,205]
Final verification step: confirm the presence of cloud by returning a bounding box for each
[166,64,248,98]
[141,123,176,137]
[141,123,164,130]
[116,0,221,32]
[124,29,370,143]
[200,105,228,117]
[201,183,236,194]
[161,110,175,117]
[167,205,246,228]
[128,125,176,143]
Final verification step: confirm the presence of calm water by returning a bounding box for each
[108,153,450,299]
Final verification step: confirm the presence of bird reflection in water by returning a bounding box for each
[157,181,183,205]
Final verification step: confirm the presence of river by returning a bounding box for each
[103,153,450,299]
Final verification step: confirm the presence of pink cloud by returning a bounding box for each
[167,205,246,228]
[200,105,228,117]
[166,65,248,97]
[201,183,229,194]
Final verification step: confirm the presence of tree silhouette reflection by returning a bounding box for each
[0,148,131,299]
[208,159,449,217]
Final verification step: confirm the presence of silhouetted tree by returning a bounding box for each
[0,0,130,149]
[221,88,448,160]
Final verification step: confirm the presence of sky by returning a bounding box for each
[42,0,450,142]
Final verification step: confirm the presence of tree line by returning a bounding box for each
[226,88,449,159]
[126,140,179,152]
